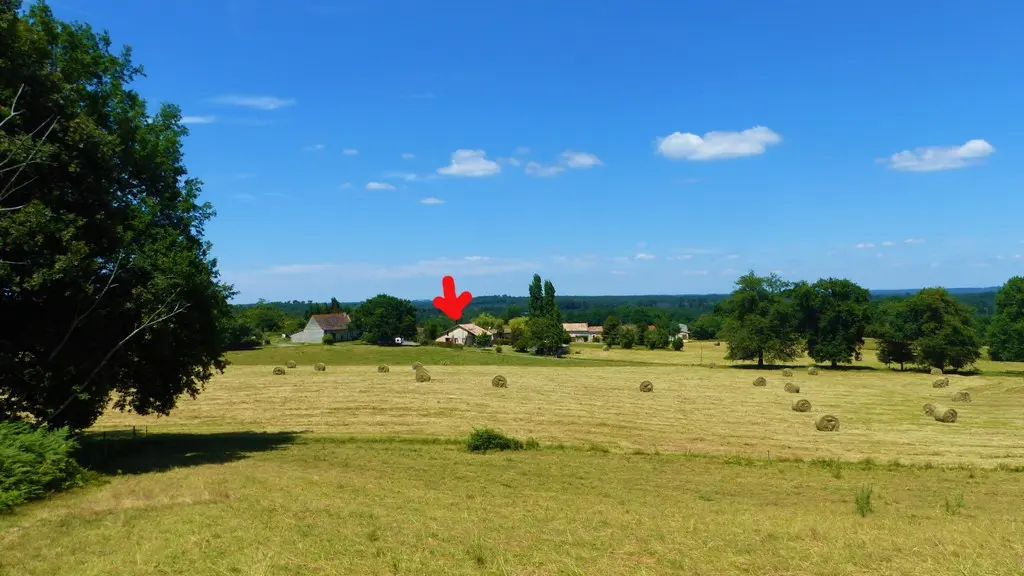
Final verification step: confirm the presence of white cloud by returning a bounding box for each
[656,126,782,160]
[366,182,396,190]
[524,161,565,177]
[719,268,738,276]
[339,182,353,190]
[904,238,926,244]
[724,254,740,260]
[611,270,627,276]
[210,95,296,110]
[304,144,326,152]
[420,197,444,205]
[855,242,876,249]
[514,146,531,156]
[681,270,709,276]
[884,139,994,172]
[562,150,602,168]
[668,254,694,261]
[881,240,895,247]
[675,247,722,255]
[634,253,656,261]
[401,153,415,160]
[259,256,535,280]
[343,148,359,156]
[463,256,492,262]
[437,149,500,177]
[182,115,216,124]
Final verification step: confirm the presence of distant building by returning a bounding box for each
[673,324,690,341]
[562,322,595,342]
[289,313,358,343]
[436,323,493,346]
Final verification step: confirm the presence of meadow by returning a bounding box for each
[3,341,1024,575]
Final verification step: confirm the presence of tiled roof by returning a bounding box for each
[312,313,351,331]
[587,326,603,333]
[460,323,491,336]
[562,323,589,332]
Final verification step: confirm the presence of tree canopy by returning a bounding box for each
[719,272,801,367]
[354,294,417,344]
[987,276,1024,362]
[794,278,870,367]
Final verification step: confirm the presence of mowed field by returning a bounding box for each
[3,342,1024,575]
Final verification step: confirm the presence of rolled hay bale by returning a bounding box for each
[714,341,721,347]
[377,364,390,373]
[415,368,431,383]
[923,402,937,416]
[933,405,958,423]
[753,376,767,387]
[313,362,326,372]
[952,390,972,403]
[782,368,793,377]
[492,375,508,388]
[286,360,297,369]
[411,362,423,371]
[602,345,610,352]
[932,377,950,388]
[930,367,943,376]
[807,366,819,376]
[815,414,840,432]
[272,366,286,376]
[708,362,717,369]
[639,380,654,393]
[784,382,800,394]
[792,399,812,412]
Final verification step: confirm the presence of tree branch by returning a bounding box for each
[1,84,58,209]
[47,253,123,362]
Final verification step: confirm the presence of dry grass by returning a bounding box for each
[94,363,1024,467]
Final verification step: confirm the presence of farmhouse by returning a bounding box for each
[436,323,493,346]
[673,324,690,341]
[289,313,358,343]
[562,322,594,342]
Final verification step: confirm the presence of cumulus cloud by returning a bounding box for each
[561,150,603,168]
[522,150,602,177]
[401,152,416,160]
[182,115,216,124]
[634,253,656,261]
[343,148,359,156]
[258,256,536,280]
[881,240,895,247]
[514,146,531,156]
[883,139,994,172]
[210,95,296,110]
[524,161,565,177]
[855,242,876,249]
[339,182,353,190]
[656,126,782,160]
[904,238,926,244]
[437,149,500,177]
[420,197,444,205]
[304,144,326,151]
[366,182,395,190]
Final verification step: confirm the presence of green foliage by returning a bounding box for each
[475,333,493,348]
[0,3,232,430]
[602,315,622,345]
[466,428,525,453]
[905,288,982,371]
[521,274,568,355]
[690,313,722,340]
[987,277,1024,361]
[527,274,544,317]
[671,337,684,351]
[470,313,503,332]
[719,272,802,367]
[0,420,85,512]
[321,334,335,345]
[875,300,917,370]
[542,280,561,323]
[620,329,635,349]
[506,316,529,351]
[633,323,647,347]
[304,297,350,320]
[794,278,870,367]
[855,485,874,517]
[945,491,965,516]
[354,294,417,345]
[494,345,502,353]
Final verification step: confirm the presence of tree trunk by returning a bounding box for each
[757,351,764,367]
[831,360,838,368]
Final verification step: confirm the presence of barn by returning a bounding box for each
[289,313,358,343]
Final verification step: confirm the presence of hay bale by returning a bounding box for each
[639,380,654,392]
[714,341,721,346]
[932,377,949,388]
[272,366,286,375]
[784,382,800,393]
[415,368,431,383]
[313,362,326,372]
[923,402,936,416]
[952,390,971,403]
[792,399,812,412]
[602,345,610,352]
[933,405,958,423]
[807,366,819,376]
[411,362,423,371]
[815,414,840,432]
[707,362,717,369]
[753,376,767,387]
[492,375,508,388]
[930,367,943,376]
[286,360,297,369]
[377,364,389,373]
[782,368,793,377]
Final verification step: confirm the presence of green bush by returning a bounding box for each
[466,427,529,453]
[321,334,335,345]
[0,421,86,512]
[495,345,503,353]
[671,338,684,351]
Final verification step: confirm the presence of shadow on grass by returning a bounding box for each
[75,430,301,476]
[727,363,878,372]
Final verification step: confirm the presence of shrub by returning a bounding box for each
[782,368,793,377]
[855,485,874,517]
[945,491,965,515]
[0,421,85,512]
[602,345,610,352]
[792,399,812,412]
[639,380,654,392]
[286,360,297,369]
[816,414,840,432]
[273,367,286,375]
[784,382,800,393]
[753,376,767,387]
[646,339,657,350]
[313,363,326,372]
[377,364,389,373]
[495,345,503,353]
[440,360,450,366]
[321,334,335,345]
[952,390,971,403]
[492,375,508,388]
[671,338,683,351]
[807,366,819,375]
[466,428,525,453]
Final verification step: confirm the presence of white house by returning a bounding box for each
[672,324,690,341]
[562,322,595,343]
[435,323,493,346]
[289,313,358,343]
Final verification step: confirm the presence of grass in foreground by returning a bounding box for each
[2,435,1023,576]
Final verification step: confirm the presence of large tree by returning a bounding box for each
[987,276,1024,362]
[794,278,870,367]
[719,272,801,367]
[601,315,622,345]
[354,294,417,344]
[904,288,982,371]
[523,274,568,355]
[689,313,722,340]
[0,2,232,430]
[875,299,917,371]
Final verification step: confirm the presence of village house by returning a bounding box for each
[435,323,493,346]
[289,313,359,343]
[674,324,690,341]
[562,322,593,342]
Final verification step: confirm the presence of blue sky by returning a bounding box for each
[49,0,1024,303]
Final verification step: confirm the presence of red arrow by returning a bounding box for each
[433,276,473,321]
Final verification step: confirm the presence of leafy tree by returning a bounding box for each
[220,311,263,351]
[988,276,1024,361]
[527,274,544,317]
[420,316,453,344]
[602,315,622,345]
[507,316,529,351]
[521,274,567,355]
[354,294,417,344]
[501,304,522,323]
[633,323,647,347]
[471,312,503,332]
[244,300,290,335]
[671,337,684,351]
[651,327,670,349]
[794,278,870,368]
[719,272,801,367]
[875,300,916,371]
[690,314,722,340]
[904,288,981,371]
[0,2,232,430]
[475,332,493,348]
[305,297,350,319]
[542,280,561,323]
[620,329,635,349]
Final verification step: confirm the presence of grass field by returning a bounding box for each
[3,341,1024,575]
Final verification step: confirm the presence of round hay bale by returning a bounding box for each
[782,368,793,377]
[933,405,958,423]
[932,377,949,388]
[784,382,800,393]
[272,366,286,375]
[377,364,390,373]
[753,376,767,387]
[807,366,819,376]
[930,367,943,376]
[313,362,326,372]
[411,362,423,371]
[792,399,812,412]
[923,402,936,416]
[602,345,610,352]
[414,368,431,383]
[707,362,717,369]
[286,360,297,369]
[639,380,654,392]
[714,341,721,347]
[952,390,971,403]
[492,375,507,388]
[815,414,840,432]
